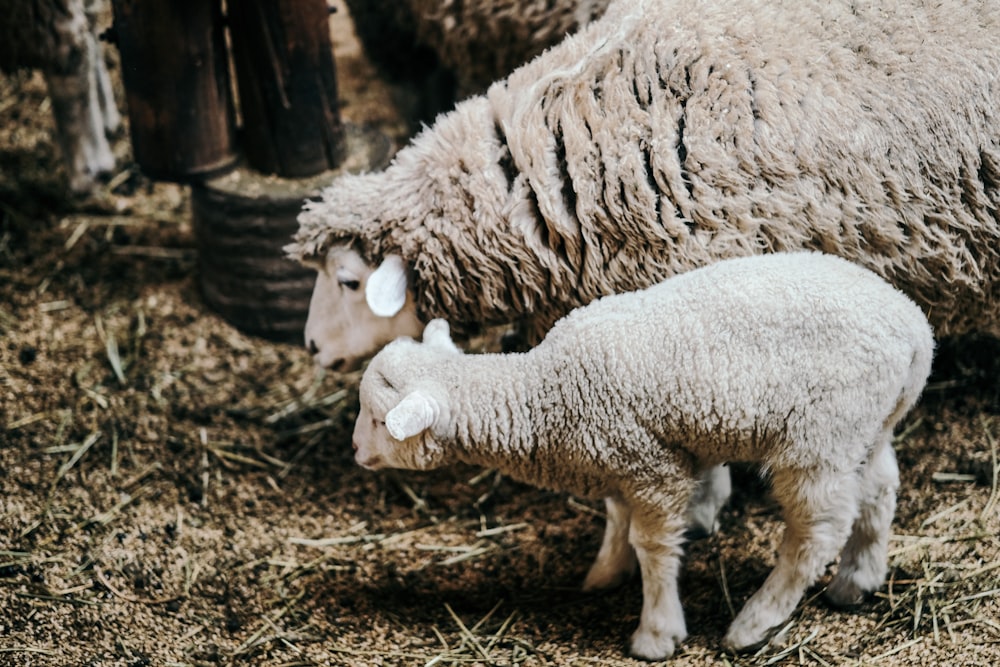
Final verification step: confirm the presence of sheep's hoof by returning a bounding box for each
[629,627,683,661]
[824,578,867,608]
[722,618,784,654]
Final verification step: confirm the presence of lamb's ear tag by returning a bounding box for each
[366,255,408,317]
[423,319,460,354]
[385,392,438,440]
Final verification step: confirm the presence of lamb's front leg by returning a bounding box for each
[583,495,636,591]
[627,505,689,660]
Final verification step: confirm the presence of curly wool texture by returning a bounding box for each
[291,0,1000,340]
[360,252,933,498]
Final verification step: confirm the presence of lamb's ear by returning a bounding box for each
[422,319,460,354]
[365,255,408,317]
[385,391,440,440]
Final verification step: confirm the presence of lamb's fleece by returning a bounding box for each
[353,252,935,659]
[290,0,1000,342]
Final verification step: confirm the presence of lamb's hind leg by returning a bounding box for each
[723,467,859,652]
[686,464,731,538]
[583,495,637,591]
[627,505,689,660]
[826,435,899,607]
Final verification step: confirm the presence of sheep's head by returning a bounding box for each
[353,320,461,470]
[296,245,424,371]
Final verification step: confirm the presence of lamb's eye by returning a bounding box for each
[339,278,360,291]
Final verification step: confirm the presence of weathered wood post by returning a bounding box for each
[111,0,237,181]
[112,0,391,342]
[227,0,346,176]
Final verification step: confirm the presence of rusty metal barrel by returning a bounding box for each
[191,126,390,342]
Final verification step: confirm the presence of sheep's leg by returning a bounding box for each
[723,468,859,652]
[685,464,731,538]
[583,495,636,591]
[627,506,688,660]
[84,0,121,134]
[826,436,898,607]
[44,28,116,193]
[92,37,121,135]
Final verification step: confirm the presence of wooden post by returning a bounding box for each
[111,0,237,181]
[227,0,346,177]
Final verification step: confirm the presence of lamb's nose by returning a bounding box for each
[307,339,319,355]
[351,440,359,452]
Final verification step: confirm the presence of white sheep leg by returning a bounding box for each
[84,0,121,134]
[44,32,116,193]
[826,436,899,606]
[93,39,121,134]
[685,464,731,538]
[723,468,859,652]
[583,495,636,591]
[627,508,688,660]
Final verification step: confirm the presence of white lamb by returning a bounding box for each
[352,252,934,660]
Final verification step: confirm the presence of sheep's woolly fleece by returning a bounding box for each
[290,0,1000,339]
[359,252,934,496]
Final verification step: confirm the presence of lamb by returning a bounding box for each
[352,252,935,660]
[1,0,120,193]
[288,0,1000,368]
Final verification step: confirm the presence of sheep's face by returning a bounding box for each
[303,246,424,371]
[352,320,461,470]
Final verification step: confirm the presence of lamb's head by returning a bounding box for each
[296,245,424,371]
[353,320,461,471]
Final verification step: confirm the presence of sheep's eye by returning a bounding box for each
[339,278,360,291]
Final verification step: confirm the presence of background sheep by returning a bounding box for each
[343,0,610,106]
[289,0,1000,371]
[0,0,119,193]
[352,252,935,659]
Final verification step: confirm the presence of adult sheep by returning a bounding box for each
[288,0,1000,372]
[0,0,120,194]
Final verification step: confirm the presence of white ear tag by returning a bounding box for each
[385,392,438,440]
[365,255,408,318]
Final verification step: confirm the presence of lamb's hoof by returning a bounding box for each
[629,627,684,661]
[722,617,783,654]
[825,578,867,608]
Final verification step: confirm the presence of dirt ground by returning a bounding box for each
[1,5,999,667]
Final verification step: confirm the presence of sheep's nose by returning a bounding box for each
[351,440,359,452]
[307,339,319,355]
[329,358,346,372]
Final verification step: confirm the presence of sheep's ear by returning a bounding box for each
[422,319,460,354]
[365,255,408,317]
[385,392,439,440]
